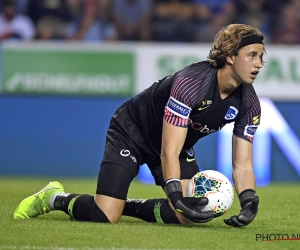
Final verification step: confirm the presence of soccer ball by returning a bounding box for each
[186,170,234,217]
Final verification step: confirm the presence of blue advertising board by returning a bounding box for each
[0,96,299,185]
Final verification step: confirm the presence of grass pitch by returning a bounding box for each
[1,177,299,250]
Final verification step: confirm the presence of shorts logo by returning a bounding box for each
[186,148,194,157]
[186,158,196,162]
[120,149,130,157]
[225,106,239,120]
[186,148,195,162]
[120,149,137,163]
[166,97,191,119]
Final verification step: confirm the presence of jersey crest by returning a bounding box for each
[224,106,239,120]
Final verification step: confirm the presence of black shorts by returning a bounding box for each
[96,101,199,199]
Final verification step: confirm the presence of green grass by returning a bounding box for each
[1,177,300,250]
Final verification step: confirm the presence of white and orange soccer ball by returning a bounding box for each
[186,170,234,217]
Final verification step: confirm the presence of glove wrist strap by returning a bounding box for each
[165,179,183,205]
[239,189,256,208]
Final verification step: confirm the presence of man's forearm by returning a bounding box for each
[161,154,181,182]
[232,166,256,195]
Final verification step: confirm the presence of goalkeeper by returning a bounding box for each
[14,23,263,227]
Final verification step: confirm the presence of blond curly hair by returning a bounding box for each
[208,23,265,68]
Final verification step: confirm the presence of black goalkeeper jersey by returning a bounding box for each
[128,61,261,159]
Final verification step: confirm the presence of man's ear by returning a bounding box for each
[226,55,234,65]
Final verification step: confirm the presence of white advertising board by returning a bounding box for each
[136,43,300,100]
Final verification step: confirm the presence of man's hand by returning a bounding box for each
[224,195,259,227]
[166,179,214,223]
[173,196,214,223]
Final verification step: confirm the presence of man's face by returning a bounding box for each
[231,44,264,85]
[3,5,16,21]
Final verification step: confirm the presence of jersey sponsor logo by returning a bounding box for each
[120,149,137,163]
[225,106,239,120]
[190,122,223,134]
[198,100,212,111]
[244,125,258,141]
[253,114,261,125]
[166,97,191,119]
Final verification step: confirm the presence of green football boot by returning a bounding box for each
[13,181,64,219]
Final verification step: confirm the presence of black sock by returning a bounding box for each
[123,198,180,224]
[54,193,109,223]
[54,193,79,214]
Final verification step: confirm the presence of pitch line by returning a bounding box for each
[0,246,200,250]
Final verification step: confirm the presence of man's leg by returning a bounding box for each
[54,162,133,223]
[53,193,125,223]
[123,153,199,225]
[14,163,134,223]
[123,179,192,224]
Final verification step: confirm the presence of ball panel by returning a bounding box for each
[186,170,234,217]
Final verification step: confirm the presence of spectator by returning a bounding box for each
[235,0,271,42]
[16,0,28,14]
[241,13,270,42]
[27,0,72,40]
[193,0,235,23]
[0,0,30,14]
[112,0,152,41]
[192,0,235,42]
[0,0,35,41]
[193,10,232,42]
[67,0,117,42]
[272,3,300,44]
[151,0,194,42]
[288,0,300,19]
[260,0,288,33]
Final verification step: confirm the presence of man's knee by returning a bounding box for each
[70,194,111,223]
[90,201,110,223]
[94,194,125,223]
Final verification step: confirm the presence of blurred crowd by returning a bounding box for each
[1,0,300,44]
